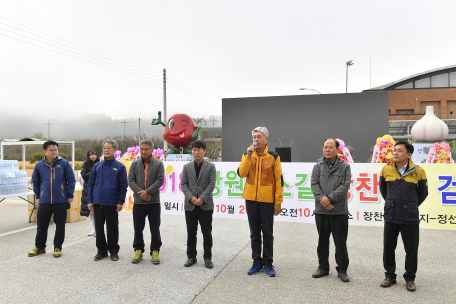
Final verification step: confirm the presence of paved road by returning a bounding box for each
[1,198,455,303]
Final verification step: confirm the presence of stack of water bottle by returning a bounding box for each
[0,160,29,196]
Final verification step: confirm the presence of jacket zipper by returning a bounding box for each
[41,185,43,198]
[44,160,53,204]
[61,184,64,197]
[255,156,261,201]
[50,167,53,204]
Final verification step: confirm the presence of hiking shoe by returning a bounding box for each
[88,230,96,236]
[111,254,119,261]
[248,263,263,275]
[264,264,276,277]
[28,247,45,257]
[131,250,143,264]
[152,250,160,265]
[94,253,108,261]
[53,248,62,258]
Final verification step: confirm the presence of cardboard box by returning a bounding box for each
[27,190,86,223]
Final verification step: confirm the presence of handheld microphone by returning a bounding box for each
[248,142,257,156]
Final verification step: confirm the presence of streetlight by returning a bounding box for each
[346,60,354,93]
[299,88,322,94]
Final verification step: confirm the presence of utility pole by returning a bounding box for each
[163,68,168,151]
[209,116,217,128]
[138,118,141,147]
[121,120,129,138]
[45,120,50,140]
[346,60,354,93]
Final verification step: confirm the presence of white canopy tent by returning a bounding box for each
[0,138,75,171]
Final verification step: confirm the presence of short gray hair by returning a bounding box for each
[252,126,269,137]
[140,139,154,149]
[103,139,118,149]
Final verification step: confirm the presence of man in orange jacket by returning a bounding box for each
[238,126,283,277]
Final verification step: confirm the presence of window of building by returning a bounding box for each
[450,111,454,117]
[415,77,431,88]
[431,73,448,88]
[396,109,414,114]
[396,82,413,89]
[450,72,456,87]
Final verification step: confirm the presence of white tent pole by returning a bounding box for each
[72,141,75,171]
[22,144,26,171]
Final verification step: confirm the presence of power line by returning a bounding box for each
[0,33,161,81]
[0,16,164,73]
[167,75,216,106]
[167,82,221,112]
[0,27,162,80]
[0,21,162,76]
[167,79,220,110]
[0,17,223,114]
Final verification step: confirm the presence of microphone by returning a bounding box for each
[248,142,257,156]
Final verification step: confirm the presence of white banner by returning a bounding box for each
[157,162,391,227]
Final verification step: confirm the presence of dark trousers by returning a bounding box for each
[383,221,419,281]
[133,203,162,254]
[94,204,119,255]
[315,214,349,273]
[35,203,67,250]
[185,206,213,260]
[246,200,275,266]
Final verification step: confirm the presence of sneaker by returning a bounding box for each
[111,254,119,261]
[88,230,96,236]
[131,250,143,264]
[248,262,263,275]
[94,253,108,261]
[264,264,276,277]
[28,247,45,257]
[53,248,62,258]
[151,250,160,265]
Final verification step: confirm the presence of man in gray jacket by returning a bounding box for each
[128,140,164,264]
[181,140,217,269]
[311,138,352,282]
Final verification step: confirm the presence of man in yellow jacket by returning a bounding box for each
[238,126,283,277]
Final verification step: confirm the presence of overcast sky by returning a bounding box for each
[1,0,456,138]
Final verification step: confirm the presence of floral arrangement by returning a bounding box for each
[100,150,121,161]
[336,139,353,163]
[120,146,140,161]
[152,148,165,160]
[426,142,454,164]
[371,135,395,163]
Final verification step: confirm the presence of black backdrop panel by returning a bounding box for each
[222,92,388,163]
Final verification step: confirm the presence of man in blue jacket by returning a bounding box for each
[88,139,128,261]
[29,140,75,258]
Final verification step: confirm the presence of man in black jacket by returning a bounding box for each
[128,140,164,264]
[379,141,428,292]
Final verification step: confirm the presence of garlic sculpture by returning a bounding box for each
[411,106,449,142]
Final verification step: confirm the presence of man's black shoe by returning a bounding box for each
[338,272,350,282]
[184,258,197,267]
[205,259,213,269]
[312,268,329,278]
[110,254,119,261]
[94,253,108,261]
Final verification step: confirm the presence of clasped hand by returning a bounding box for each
[191,197,204,206]
[320,196,334,211]
[138,190,151,202]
